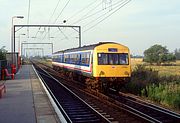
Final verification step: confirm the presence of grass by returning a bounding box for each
[130,58,180,110]
[39,59,52,67]
[141,83,180,109]
[131,58,180,76]
[148,65,180,76]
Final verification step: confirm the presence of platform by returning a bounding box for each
[0,65,60,123]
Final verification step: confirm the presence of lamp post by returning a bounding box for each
[18,34,25,69]
[11,16,24,73]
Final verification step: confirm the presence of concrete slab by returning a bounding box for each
[0,77,36,123]
[0,65,60,123]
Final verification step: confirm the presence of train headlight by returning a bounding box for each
[124,71,129,76]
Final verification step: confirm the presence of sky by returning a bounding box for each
[0,0,180,56]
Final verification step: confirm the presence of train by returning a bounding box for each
[52,42,131,92]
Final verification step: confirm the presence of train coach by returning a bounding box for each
[52,42,131,92]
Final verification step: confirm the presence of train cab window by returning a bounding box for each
[98,53,129,65]
[98,53,108,65]
[109,54,119,65]
[119,53,128,65]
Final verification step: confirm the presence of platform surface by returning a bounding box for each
[0,65,60,123]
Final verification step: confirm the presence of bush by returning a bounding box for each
[123,64,180,110]
[132,64,159,84]
[121,64,159,95]
[142,83,180,109]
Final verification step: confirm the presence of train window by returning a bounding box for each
[119,53,128,65]
[53,54,63,62]
[70,54,74,64]
[109,54,119,65]
[55,55,58,62]
[60,55,64,62]
[65,53,81,64]
[98,53,129,65]
[81,52,90,65]
[58,55,61,62]
[73,53,80,64]
[76,53,81,64]
[98,53,108,65]
[64,54,69,63]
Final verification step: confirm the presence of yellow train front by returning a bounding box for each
[52,42,131,92]
[91,42,131,91]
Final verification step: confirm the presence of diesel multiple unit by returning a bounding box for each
[52,42,131,92]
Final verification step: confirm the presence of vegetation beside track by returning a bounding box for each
[122,58,180,110]
[34,58,52,67]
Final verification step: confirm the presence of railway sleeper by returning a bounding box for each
[71,119,101,123]
[63,106,88,110]
[69,114,97,118]
[104,114,111,117]
[68,111,92,115]
[101,112,107,115]
[71,116,100,121]
[65,109,90,112]
[107,117,114,120]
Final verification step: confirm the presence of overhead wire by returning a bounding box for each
[67,0,99,21]
[36,0,61,41]
[67,0,100,23]
[52,0,100,43]
[48,0,61,24]
[59,0,109,40]
[53,0,71,24]
[71,1,102,25]
[36,0,131,45]
[37,0,68,41]
[67,0,131,37]
[83,0,132,32]
[58,27,68,39]
[57,27,74,42]
[72,0,124,25]
[83,0,128,28]
[34,27,41,38]
[40,0,71,42]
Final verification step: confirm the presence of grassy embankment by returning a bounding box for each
[128,58,180,110]
[38,59,52,67]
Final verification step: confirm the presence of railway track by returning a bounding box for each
[32,60,180,123]
[32,60,145,122]
[110,92,180,123]
[33,63,111,123]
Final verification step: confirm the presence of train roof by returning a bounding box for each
[53,42,122,54]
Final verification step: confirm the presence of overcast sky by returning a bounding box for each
[0,0,180,55]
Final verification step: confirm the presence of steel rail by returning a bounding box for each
[109,93,180,123]
[33,63,111,123]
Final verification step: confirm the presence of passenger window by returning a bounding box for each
[81,52,90,65]
[98,53,108,65]
[64,54,69,63]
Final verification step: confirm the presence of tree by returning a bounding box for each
[0,46,7,60]
[144,44,175,65]
[163,53,176,63]
[175,48,180,60]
